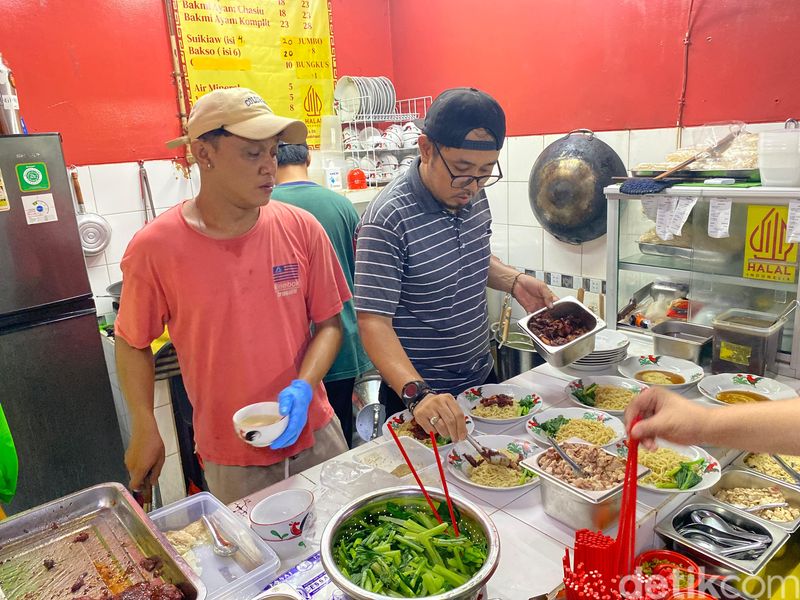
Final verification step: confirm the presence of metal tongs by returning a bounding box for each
[772,454,800,485]
[546,436,587,478]
[465,433,517,469]
[497,293,513,349]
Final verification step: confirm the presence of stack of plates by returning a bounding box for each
[570,329,630,372]
[334,76,397,121]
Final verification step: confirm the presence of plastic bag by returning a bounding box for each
[0,403,19,504]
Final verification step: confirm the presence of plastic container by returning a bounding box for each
[758,128,800,187]
[353,437,439,485]
[711,308,784,376]
[149,492,280,600]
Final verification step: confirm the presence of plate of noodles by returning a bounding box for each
[447,435,539,491]
[457,383,543,424]
[565,376,649,415]
[382,409,475,452]
[615,440,720,493]
[525,407,625,448]
[618,355,704,389]
[698,373,797,406]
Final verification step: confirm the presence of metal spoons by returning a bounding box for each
[201,515,239,557]
[689,509,772,544]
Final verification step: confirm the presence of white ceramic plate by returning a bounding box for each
[565,376,649,416]
[569,362,621,373]
[698,373,797,405]
[382,409,474,454]
[447,435,540,491]
[334,76,361,121]
[618,355,704,389]
[457,383,543,425]
[525,407,626,448]
[614,440,721,493]
[591,329,630,352]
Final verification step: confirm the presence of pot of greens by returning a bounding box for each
[320,486,500,600]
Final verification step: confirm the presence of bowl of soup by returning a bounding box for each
[618,356,704,389]
[233,402,289,447]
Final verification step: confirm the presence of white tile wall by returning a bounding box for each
[508,225,543,271]
[484,181,508,224]
[542,231,582,275]
[506,135,543,182]
[508,182,538,227]
[629,127,679,168]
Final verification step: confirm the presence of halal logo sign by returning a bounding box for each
[749,207,794,262]
[303,86,323,118]
[743,205,798,282]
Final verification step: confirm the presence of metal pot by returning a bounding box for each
[106,281,123,312]
[528,129,626,244]
[490,322,542,380]
[352,371,385,442]
[320,486,500,600]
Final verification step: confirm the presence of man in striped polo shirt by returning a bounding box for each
[354,88,557,443]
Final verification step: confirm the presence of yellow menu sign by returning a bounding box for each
[743,205,798,283]
[171,0,336,147]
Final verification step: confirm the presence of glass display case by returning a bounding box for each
[605,184,800,377]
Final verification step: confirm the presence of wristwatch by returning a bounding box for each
[401,380,433,413]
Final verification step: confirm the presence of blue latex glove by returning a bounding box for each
[271,379,313,450]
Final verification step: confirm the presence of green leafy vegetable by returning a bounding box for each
[539,415,570,438]
[656,457,705,490]
[518,396,535,416]
[333,500,487,597]
[572,383,598,407]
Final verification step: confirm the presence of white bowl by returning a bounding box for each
[232,402,288,447]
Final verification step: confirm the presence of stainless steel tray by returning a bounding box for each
[0,482,206,600]
[655,498,789,576]
[651,321,713,364]
[518,296,605,368]
[631,168,760,181]
[699,468,800,533]
[732,452,800,492]
[638,242,693,259]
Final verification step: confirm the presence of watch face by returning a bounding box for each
[402,381,421,399]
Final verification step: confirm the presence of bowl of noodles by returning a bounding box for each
[382,409,475,453]
[615,440,720,493]
[566,376,648,415]
[457,384,543,424]
[446,435,540,491]
[525,407,626,448]
[618,355,704,390]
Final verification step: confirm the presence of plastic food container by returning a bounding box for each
[149,492,280,600]
[711,308,784,376]
[634,549,700,595]
[758,127,800,187]
[354,437,439,485]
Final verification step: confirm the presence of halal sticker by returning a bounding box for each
[16,162,50,192]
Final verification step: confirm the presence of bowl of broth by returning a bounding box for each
[618,355,704,389]
[716,390,770,404]
[233,402,289,447]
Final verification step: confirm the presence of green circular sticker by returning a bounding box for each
[22,167,43,185]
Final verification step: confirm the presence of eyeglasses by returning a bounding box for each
[432,142,503,189]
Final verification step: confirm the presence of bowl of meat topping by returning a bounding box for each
[520,441,648,530]
[457,383,543,425]
[518,296,606,367]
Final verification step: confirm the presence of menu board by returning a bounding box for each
[171,0,336,147]
[743,205,798,283]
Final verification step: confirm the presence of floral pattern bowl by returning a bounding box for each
[447,435,540,491]
[525,407,626,448]
[457,383,543,425]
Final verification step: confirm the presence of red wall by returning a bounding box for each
[1,0,798,164]
[388,0,800,135]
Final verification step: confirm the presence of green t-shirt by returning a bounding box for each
[271,182,373,381]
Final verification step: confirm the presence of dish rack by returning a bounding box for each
[336,95,431,188]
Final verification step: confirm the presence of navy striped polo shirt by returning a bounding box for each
[354,157,493,395]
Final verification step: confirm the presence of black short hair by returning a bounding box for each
[197,128,233,147]
[277,142,309,166]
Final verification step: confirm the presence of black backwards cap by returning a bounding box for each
[419,87,506,151]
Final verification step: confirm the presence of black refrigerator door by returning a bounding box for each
[0,309,127,514]
[0,133,92,316]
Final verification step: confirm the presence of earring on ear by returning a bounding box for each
[207,163,213,169]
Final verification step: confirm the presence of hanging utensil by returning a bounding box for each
[498,293,513,349]
[71,170,111,256]
[139,161,157,223]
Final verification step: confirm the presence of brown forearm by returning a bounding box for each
[358,312,422,395]
[115,336,157,431]
[298,315,342,387]
[487,255,519,292]
[697,398,800,455]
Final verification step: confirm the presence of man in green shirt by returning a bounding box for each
[272,143,373,447]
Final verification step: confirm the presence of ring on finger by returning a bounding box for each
[429,415,440,426]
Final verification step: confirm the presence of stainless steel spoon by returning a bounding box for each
[201,515,239,557]
[689,509,772,544]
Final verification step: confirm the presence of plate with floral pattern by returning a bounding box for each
[525,407,625,448]
[457,383,543,425]
[382,409,475,453]
[698,373,797,406]
[447,435,540,491]
[618,355,704,389]
[615,439,720,493]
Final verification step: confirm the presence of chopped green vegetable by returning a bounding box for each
[572,383,598,407]
[539,415,570,438]
[656,458,705,490]
[518,396,536,415]
[333,499,487,597]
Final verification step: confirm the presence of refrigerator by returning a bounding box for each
[0,133,126,514]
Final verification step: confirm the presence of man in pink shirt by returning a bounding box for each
[115,88,350,503]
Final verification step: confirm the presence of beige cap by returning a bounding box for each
[167,87,308,148]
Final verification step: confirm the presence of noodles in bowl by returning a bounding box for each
[555,419,615,445]
[448,435,539,490]
[623,442,719,491]
[468,450,533,488]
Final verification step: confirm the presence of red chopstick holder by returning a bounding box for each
[429,431,460,537]
[386,422,443,524]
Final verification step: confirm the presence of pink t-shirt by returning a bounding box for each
[115,201,351,467]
